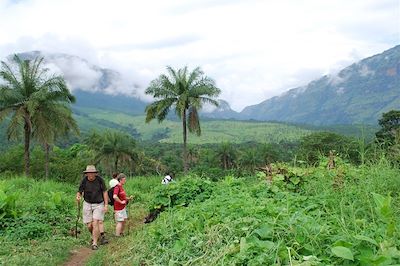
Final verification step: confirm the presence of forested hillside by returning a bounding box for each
[240,45,400,125]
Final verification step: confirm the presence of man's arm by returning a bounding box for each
[103,190,108,212]
[76,191,82,202]
[76,177,85,202]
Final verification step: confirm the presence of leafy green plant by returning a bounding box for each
[149,176,214,212]
[0,187,19,221]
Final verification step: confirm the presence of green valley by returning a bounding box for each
[72,107,377,144]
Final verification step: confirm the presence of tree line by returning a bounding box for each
[1,55,399,181]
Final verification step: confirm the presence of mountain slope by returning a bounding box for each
[240,45,400,125]
[16,51,148,115]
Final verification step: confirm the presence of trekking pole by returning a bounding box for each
[75,199,81,239]
[127,202,131,236]
[127,196,133,236]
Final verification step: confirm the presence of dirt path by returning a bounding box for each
[63,247,93,266]
[63,206,147,265]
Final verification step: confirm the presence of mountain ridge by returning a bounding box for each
[13,46,400,125]
[239,45,400,125]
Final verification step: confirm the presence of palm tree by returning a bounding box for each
[239,149,262,173]
[187,145,199,168]
[0,55,75,176]
[145,66,221,173]
[86,130,138,174]
[32,103,79,178]
[217,142,237,170]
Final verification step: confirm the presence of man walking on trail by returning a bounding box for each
[76,165,109,250]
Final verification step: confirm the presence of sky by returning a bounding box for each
[0,0,399,111]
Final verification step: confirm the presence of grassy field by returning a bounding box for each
[88,161,400,265]
[0,159,400,266]
[73,107,315,144]
[1,160,399,265]
[0,175,160,265]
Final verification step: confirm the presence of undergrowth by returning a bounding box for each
[96,162,400,265]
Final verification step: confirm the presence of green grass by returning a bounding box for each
[0,177,88,265]
[73,107,315,144]
[89,163,400,265]
[2,164,399,265]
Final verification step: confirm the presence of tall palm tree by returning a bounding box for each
[86,130,138,174]
[0,55,75,176]
[32,102,79,178]
[145,66,221,173]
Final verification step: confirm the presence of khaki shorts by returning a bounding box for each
[83,201,105,224]
[115,208,128,222]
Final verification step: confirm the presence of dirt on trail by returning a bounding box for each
[64,207,148,265]
[63,247,93,266]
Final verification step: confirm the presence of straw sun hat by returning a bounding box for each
[83,165,98,173]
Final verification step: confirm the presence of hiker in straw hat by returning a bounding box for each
[76,165,109,250]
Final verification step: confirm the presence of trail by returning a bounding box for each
[63,207,147,266]
[63,247,93,266]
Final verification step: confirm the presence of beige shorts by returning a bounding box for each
[83,201,105,224]
[115,208,128,222]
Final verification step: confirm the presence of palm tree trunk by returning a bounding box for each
[223,156,227,170]
[115,157,119,173]
[45,143,50,179]
[182,109,188,174]
[23,120,31,177]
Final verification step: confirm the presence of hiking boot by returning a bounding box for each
[99,235,109,245]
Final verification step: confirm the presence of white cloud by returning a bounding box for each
[359,65,375,77]
[0,0,398,111]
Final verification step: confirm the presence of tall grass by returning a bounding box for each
[0,176,87,265]
[90,162,400,265]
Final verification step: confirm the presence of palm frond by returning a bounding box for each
[188,106,201,136]
[0,60,21,90]
[187,66,203,86]
[6,108,25,140]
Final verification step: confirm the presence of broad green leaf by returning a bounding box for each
[274,174,285,181]
[240,237,248,253]
[255,239,275,250]
[354,235,378,246]
[372,193,392,220]
[291,177,301,185]
[331,246,354,261]
[254,224,274,240]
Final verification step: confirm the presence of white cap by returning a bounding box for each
[109,179,119,188]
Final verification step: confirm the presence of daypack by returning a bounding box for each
[107,187,115,206]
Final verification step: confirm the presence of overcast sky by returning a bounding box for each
[0,0,399,111]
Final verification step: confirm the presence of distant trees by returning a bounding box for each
[239,149,262,172]
[375,110,400,146]
[85,130,138,174]
[375,110,400,164]
[0,55,75,176]
[145,66,221,173]
[298,132,359,165]
[216,142,236,170]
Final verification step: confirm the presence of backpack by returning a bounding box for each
[108,187,115,206]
